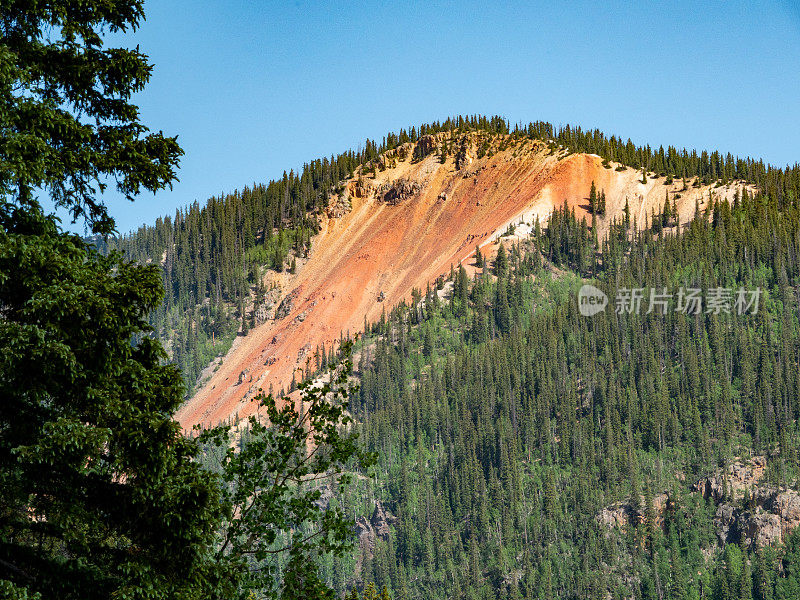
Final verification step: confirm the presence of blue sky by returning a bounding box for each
[71,0,800,234]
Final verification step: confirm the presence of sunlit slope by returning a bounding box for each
[177,133,746,429]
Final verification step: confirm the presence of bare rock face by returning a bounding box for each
[296,343,311,362]
[327,188,352,219]
[413,135,437,161]
[599,456,800,549]
[254,304,269,324]
[742,509,783,547]
[455,139,475,170]
[275,288,299,319]
[394,143,412,160]
[353,178,371,198]
[596,492,673,532]
[381,179,422,205]
[355,501,397,548]
[771,489,800,534]
[354,501,397,577]
[716,504,784,547]
[715,504,738,543]
[598,503,635,529]
[693,456,766,502]
[694,457,800,547]
[370,500,398,538]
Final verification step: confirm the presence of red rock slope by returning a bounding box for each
[176,133,746,429]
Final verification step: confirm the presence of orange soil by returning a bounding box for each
[176,136,748,429]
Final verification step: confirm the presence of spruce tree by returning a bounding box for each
[0,3,231,597]
[495,243,509,278]
[475,245,484,268]
[0,206,235,598]
[662,190,671,227]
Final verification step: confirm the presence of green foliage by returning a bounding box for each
[0,3,241,597]
[474,245,483,268]
[105,114,800,400]
[0,207,234,599]
[334,185,800,599]
[198,344,375,599]
[0,2,375,599]
[494,243,508,278]
[0,580,41,600]
[0,0,181,234]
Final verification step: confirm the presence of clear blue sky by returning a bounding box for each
[74,0,800,234]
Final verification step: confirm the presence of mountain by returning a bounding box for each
[108,117,800,599]
[177,129,750,429]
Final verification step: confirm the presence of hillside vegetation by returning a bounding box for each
[107,116,799,407]
[175,121,773,429]
[327,182,800,600]
[109,116,800,599]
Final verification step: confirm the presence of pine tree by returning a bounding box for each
[740,557,753,600]
[475,245,484,268]
[624,197,631,227]
[495,243,509,278]
[662,190,671,227]
[0,207,235,598]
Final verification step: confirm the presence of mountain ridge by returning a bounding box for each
[177,131,751,429]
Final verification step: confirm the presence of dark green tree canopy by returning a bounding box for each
[0,0,182,233]
[0,2,229,598]
[0,3,374,597]
[0,205,234,598]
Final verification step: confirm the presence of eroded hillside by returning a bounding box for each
[177,132,748,429]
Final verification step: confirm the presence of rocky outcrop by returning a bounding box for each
[716,505,781,547]
[254,303,270,324]
[376,142,412,166]
[274,288,299,319]
[714,486,800,547]
[412,135,437,161]
[598,502,636,529]
[599,456,800,549]
[597,492,671,530]
[353,178,371,198]
[370,501,397,539]
[455,139,475,170]
[381,179,422,205]
[327,188,352,219]
[354,501,398,576]
[394,143,412,161]
[693,456,766,502]
[297,343,312,362]
[772,488,800,532]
